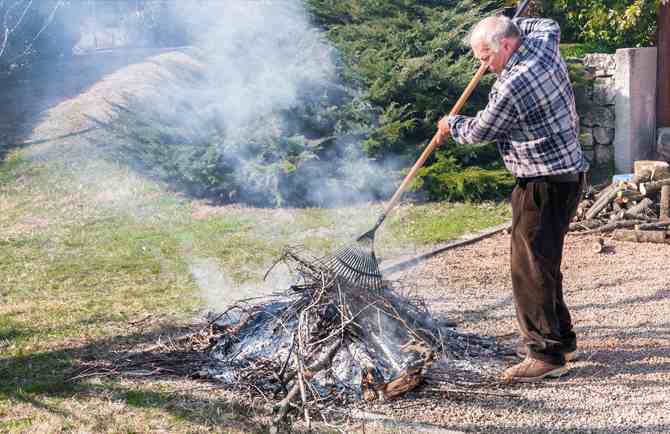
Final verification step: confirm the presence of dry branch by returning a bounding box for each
[68,247,506,431]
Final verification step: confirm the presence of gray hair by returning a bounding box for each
[469,16,520,52]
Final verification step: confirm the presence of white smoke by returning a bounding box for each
[190,256,296,312]
[174,0,337,139]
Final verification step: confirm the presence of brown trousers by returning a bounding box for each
[510,177,582,365]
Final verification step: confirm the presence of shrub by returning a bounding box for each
[412,146,515,201]
[94,69,397,208]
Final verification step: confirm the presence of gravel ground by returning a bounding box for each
[356,232,670,434]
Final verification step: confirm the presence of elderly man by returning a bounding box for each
[436,15,588,382]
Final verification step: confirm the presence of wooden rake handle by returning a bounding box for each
[382,61,489,216]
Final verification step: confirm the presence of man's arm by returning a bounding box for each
[445,85,518,145]
[513,17,561,43]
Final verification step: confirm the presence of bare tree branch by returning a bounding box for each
[7,0,63,63]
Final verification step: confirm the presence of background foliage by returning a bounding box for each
[303,0,525,202]
[538,0,662,51]
[8,1,664,206]
[97,0,517,207]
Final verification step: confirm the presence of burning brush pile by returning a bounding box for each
[570,161,670,244]
[69,246,506,428]
[205,247,504,424]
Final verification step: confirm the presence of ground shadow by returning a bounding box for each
[0,322,276,433]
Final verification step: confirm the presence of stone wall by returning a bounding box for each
[577,54,617,169]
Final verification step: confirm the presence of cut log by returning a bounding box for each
[628,168,652,190]
[627,197,654,214]
[616,189,644,203]
[612,229,668,244]
[616,212,655,222]
[592,238,605,253]
[613,198,654,221]
[634,160,670,180]
[571,219,648,235]
[576,200,594,219]
[585,184,622,220]
[569,219,605,232]
[661,185,670,221]
[636,221,670,231]
[640,178,670,196]
[593,183,616,201]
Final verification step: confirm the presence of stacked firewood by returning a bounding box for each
[570,161,670,244]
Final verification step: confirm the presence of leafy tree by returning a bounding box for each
[542,0,665,50]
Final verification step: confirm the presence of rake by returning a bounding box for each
[322,1,531,291]
[320,65,487,291]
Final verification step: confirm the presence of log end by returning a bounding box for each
[592,238,605,253]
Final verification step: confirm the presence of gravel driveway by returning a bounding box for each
[355,232,670,433]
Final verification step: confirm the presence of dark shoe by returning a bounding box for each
[516,344,578,362]
[502,357,568,383]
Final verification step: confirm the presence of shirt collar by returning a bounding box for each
[499,37,527,80]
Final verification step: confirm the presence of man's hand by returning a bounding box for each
[436,115,451,145]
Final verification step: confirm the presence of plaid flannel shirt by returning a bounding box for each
[448,18,588,178]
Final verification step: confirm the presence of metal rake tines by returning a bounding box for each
[322,243,383,291]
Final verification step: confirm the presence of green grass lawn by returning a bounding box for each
[0,150,511,433]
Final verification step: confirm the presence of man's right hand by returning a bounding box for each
[436,116,451,145]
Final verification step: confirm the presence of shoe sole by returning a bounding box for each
[504,365,569,383]
[516,350,578,362]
